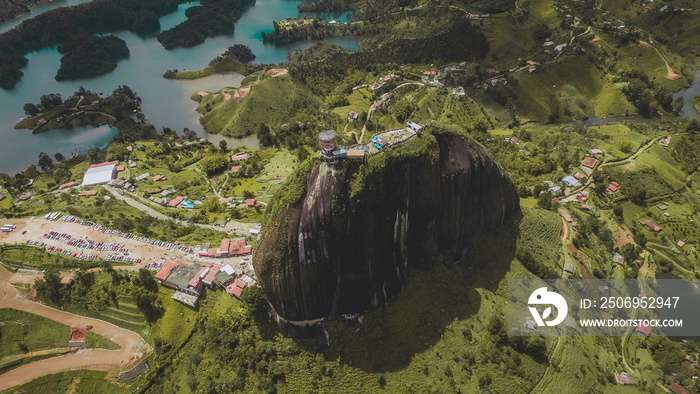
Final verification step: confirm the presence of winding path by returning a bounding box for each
[0,265,152,391]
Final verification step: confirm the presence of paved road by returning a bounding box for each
[0,265,151,391]
[106,187,261,235]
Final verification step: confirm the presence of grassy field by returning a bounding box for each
[199,74,319,137]
[66,292,152,344]
[509,57,634,122]
[0,308,118,369]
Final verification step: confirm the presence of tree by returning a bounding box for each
[537,191,553,210]
[38,152,53,171]
[219,140,228,152]
[198,154,228,175]
[23,103,40,117]
[34,269,64,306]
[54,152,66,162]
[243,190,255,200]
[39,93,62,111]
[87,147,105,164]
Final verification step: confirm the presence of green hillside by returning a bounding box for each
[197,74,319,137]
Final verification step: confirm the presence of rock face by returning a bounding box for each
[253,127,520,337]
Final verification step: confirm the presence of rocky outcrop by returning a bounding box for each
[253,127,520,337]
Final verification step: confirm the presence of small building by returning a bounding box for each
[607,182,620,193]
[562,176,581,188]
[581,156,598,169]
[231,152,249,161]
[613,253,624,266]
[639,220,661,232]
[79,190,98,196]
[231,166,241,173]
[678,241,686,248]
[346,148,368,161]
[615,372,632,385]
[686,355,695,363]
[564,262,574,273]
[510,136,519,143]
[407,120,422,133]
[115,165,125,172]
[637,321,651,336]
[669,383,689,394]
[59,181,77,190]
[348,111,358,120]
[524,317,537,331]
[659,136,672,147]
[60,277,74,286]
[245,199,256,208]
[168,196,185,208]
[153,175,167,182]
[69,325,87,348]
[591,149,603,155]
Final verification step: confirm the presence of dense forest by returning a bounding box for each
[56,35,130,81]
[0,0,44,23]
[156,0,255,49]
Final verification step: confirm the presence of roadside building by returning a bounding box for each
[59,181,77,190]
[581,156,598,169]
[69,325,87,348]
[82,161,119,186]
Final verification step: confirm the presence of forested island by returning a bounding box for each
[15,85,156,141]
[0,0,255,88]
[157,0,255,49]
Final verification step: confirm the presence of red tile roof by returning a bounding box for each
[246,199,256,207]
[168,196,185,207]
[636,321,651,336]
[669,383,689,394]
[70,325,86,342]
[230,285,243,297]
[89,160,119,169]
[155,260,179,281]
[189,267,208,287]
[582,156,598,169]
[234,278,247,289]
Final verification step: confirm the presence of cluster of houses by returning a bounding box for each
[155,256,256,307]
[197,237,252,258]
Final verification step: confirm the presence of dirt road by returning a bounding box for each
[0,265,151,391]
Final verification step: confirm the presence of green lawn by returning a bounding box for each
[0,308,119,361]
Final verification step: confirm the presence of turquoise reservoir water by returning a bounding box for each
[0,0,358,174]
